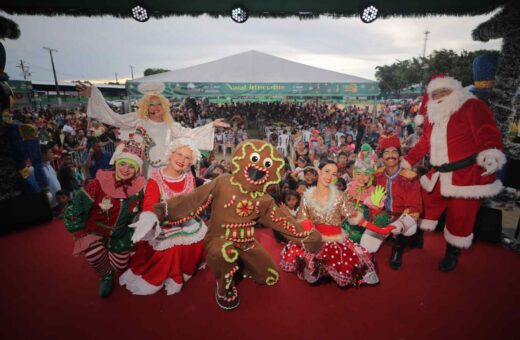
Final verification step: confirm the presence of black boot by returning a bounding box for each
[389,235,404,270]
[438,243,461,272]
[410,229,424,249]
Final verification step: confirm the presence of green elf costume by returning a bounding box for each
[342,144,392,249]
[64,128,147,297]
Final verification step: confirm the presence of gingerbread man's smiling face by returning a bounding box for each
[230,140,284,198]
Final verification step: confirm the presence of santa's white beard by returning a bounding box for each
[427,89,469,125]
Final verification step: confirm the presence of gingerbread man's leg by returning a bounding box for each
[239,244,280,286]
[205,237,241,310]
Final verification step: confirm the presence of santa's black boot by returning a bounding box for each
[438,243,461,272]
[389,235,404,270]
[410,229,424,249]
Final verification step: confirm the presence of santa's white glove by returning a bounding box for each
[477,149,506,176]
[129,211,159,243]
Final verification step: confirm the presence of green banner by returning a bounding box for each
[127,82,379,98]
[6,80,33,94]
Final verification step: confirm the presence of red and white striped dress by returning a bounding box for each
[119,169,207,295]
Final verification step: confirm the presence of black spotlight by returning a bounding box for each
[360,4,379,23]
[231,5,249,23]
[131,5,149,22]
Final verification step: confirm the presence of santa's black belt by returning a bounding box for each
[432,153,477,173]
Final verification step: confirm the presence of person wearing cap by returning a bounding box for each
[402,74,505,272]
[119,138,207,296]
[343,144,395,248]
[76,82,229,178]
[64,129,146,298]
[373,134,422,270]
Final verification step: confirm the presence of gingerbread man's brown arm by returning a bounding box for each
[162,176,220,224]
[258,196,322,252]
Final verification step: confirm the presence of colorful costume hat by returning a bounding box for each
[110,126,147,168]
[378,134,401,153]
[354,143,377,174]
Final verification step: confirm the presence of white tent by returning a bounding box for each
[127,50,379,98]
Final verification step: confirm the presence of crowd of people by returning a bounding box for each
[7,73,509,310]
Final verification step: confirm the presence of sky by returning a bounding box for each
[2,11,502,84]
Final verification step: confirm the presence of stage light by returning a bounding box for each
[360,4,379,23]
[231,5,249,23]
[131,5,149,22]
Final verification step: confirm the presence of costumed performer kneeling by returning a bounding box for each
[64,133,146,298]
[160,140,322,310]
[281,160,392,287]
[120,138,207,295]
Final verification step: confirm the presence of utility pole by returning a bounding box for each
[422,30,430,58]
[115,72,119,84]
[129,65,135,80]
[42,47,60,97]
[16,60,31,80]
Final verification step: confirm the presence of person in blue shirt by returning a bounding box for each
[84,140,112,180]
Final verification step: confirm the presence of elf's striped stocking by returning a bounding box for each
[108,251,130,272]
[85,241,112,277]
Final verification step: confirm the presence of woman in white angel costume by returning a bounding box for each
[77,82,229,178]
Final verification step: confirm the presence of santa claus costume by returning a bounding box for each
[119,139,208,295]
[403,74,506,272]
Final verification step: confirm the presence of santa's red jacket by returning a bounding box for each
[404,96,504,199]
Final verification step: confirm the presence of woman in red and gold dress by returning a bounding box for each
[281,160,392,287]
[119,138,208,295]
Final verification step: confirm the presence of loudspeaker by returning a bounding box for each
[0,192,52,230]
[473,206,502,243]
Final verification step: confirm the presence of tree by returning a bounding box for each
[143,68,171,76]
[375,49,500,97]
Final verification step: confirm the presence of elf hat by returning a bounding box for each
[110,126,147,168]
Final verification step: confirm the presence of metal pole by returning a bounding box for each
[422,30,430,58]
[43,47,60,97]
[129,65,135,80]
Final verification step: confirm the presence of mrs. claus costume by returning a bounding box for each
[403,74,505,271]
[119,138,207,295]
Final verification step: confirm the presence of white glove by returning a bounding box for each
[129,211,159,243]
[360,230,387,253]
[347,211,364,226]
[477,149,506,176]
[391,213,417,237]
[389,221,403,236]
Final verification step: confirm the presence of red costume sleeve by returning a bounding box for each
[467,99,504,151]
[142,179,161,212]
[405,119,432,166]
[403,178,422,216]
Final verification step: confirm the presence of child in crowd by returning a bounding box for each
[53,189,71,219]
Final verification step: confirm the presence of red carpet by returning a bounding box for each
[0,220,518,339]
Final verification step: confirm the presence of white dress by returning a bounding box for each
[87,86,215,178]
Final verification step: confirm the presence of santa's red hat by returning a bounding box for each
[377,134,401,153]
[426,73,463,95]
[415,74,463,126]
